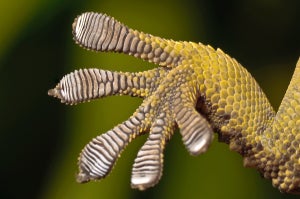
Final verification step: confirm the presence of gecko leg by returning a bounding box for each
[48,11,300,193]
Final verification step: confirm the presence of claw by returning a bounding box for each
[48,86,65,103]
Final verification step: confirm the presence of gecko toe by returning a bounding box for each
[175,105,214,156]
[131,112,173,190]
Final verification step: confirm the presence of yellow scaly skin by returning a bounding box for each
[48,12,300,193]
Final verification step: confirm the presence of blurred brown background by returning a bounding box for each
[0,0,299,198]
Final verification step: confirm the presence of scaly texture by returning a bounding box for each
[48,12,300,193]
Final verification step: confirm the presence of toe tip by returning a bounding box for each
[131,173,159,190]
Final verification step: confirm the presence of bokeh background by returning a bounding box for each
[1,0,300,198]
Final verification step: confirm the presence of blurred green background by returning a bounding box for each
[1,0,300,199]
